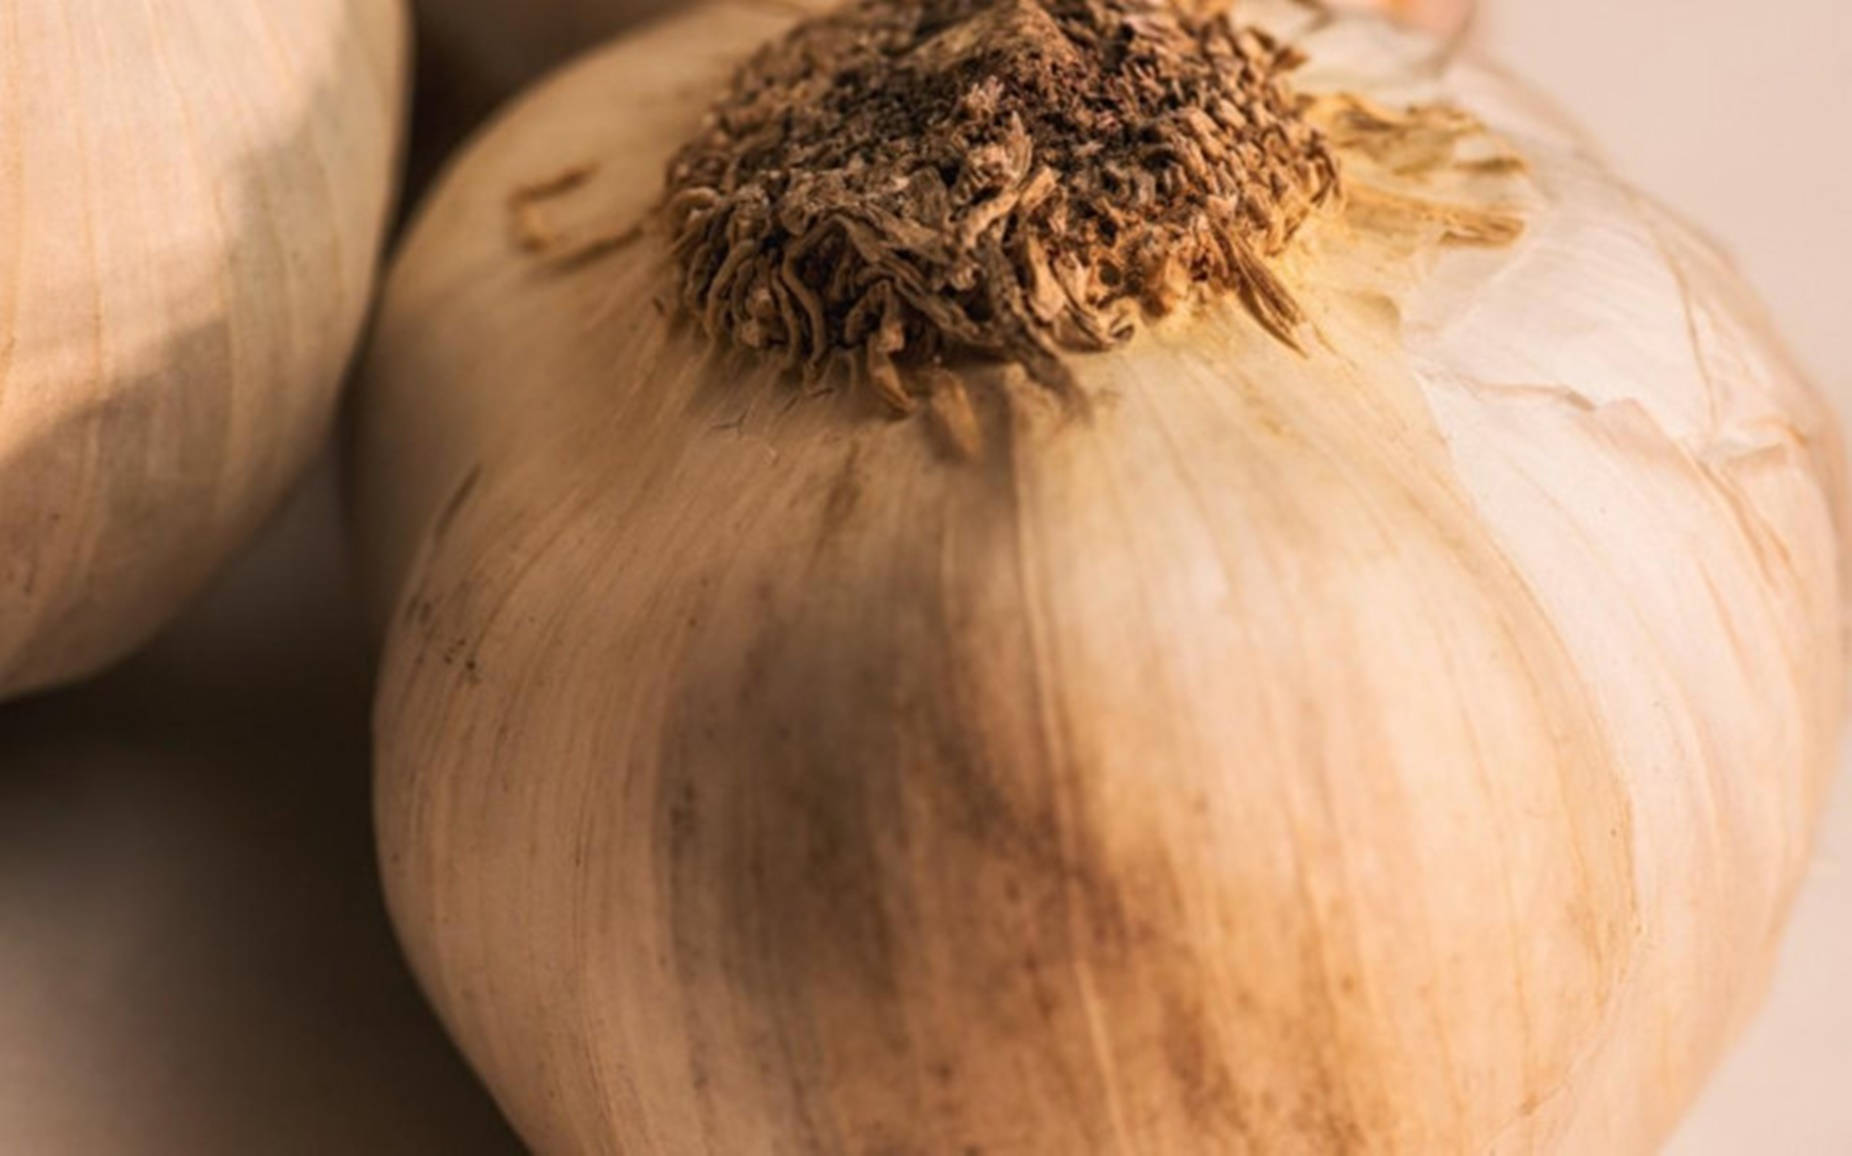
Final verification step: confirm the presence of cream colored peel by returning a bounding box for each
[354,2,1846,1152]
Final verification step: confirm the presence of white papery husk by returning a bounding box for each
[354,1,1849,1151]
[0,0,406,698]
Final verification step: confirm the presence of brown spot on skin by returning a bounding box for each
[814,444,866,554]
[926,370,986,461]
[430,465,483,547]
[1161,983,1246,1135]
[648,427,1319,1151]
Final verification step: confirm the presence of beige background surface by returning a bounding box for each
[1,2,1846,1152]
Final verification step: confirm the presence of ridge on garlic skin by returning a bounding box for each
[353,0,1847,1152]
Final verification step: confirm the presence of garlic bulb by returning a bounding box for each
[354,0,1848,1151]
[0,0,407,699]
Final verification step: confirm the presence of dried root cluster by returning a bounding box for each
[664,0,1340,404]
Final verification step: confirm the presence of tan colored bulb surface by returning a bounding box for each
[354,0,1849,1151]
[0,0,407,699]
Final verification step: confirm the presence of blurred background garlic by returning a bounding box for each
[353,0,1848,1151]
[0,0,407,700]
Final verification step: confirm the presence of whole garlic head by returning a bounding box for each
[355,0,1848,1151]
[0,0,407,698]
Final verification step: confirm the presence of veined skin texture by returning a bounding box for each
[0,0,407,698]
[353,1,1849,1151]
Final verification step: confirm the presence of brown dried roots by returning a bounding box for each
[664,0,1340,407]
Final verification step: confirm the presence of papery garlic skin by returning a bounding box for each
[0,0,407,698]
[354,1,1847,1152]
